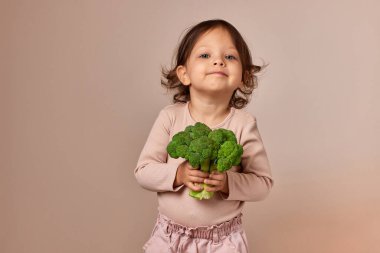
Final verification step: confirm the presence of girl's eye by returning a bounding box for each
[199,53,210,58]
[225,55,237,60]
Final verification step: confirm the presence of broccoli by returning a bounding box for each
[166,122,243,200]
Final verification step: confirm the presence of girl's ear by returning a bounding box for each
[176,65,191,86]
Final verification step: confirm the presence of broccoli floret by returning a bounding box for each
[208,128,238,171]
[185,122,212,139]
[167,122,211,160]
[216,140,243,172]
[166,131,192,159]
[208,128,237,147]
[186,136,218,171]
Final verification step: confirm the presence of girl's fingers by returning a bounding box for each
[189,170,209,178]
[204,185,219,192]
[204,178,221,186]
[209,173,226,182]
[187,182,203,191]
[209,172,224,179]
[189,176,206,183]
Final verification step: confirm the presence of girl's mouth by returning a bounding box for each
[208,71,228,77]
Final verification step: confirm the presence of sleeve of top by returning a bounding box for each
[221,117,274,201]
[134,109,184,192]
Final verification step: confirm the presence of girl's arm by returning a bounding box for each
[221,117,274,201]
[134,109,184,192]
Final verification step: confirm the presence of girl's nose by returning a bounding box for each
[213,58,225,67]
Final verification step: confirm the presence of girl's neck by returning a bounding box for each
[188,98,231,128]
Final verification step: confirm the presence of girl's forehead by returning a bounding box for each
[192,28,237,51]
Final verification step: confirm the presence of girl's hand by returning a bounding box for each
[204,171,229,194]
[174,161,209,191]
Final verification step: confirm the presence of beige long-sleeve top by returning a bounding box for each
[134,102,273,227]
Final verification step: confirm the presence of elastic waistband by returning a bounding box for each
[156,213,243,243]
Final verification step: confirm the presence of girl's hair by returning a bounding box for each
[161,19,263,109]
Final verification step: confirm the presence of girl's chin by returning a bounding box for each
[192,87,235,97]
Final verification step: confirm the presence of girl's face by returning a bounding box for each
[177,27,243,99]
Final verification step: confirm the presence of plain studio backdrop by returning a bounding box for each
[1,0,379,252]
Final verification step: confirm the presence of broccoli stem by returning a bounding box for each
[189,186,214,200]
[210,160,218,172]
[189,159,215,200]
[200,159,211,173]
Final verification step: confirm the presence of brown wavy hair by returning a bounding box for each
[161,19,264,109]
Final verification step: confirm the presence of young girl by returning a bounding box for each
[135,19,273,253]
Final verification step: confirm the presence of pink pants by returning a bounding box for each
[143,213,249,253]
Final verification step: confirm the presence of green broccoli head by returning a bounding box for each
[166,122,243,200]
[216,140,244,172]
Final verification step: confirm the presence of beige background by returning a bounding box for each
[2,0,379,252]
